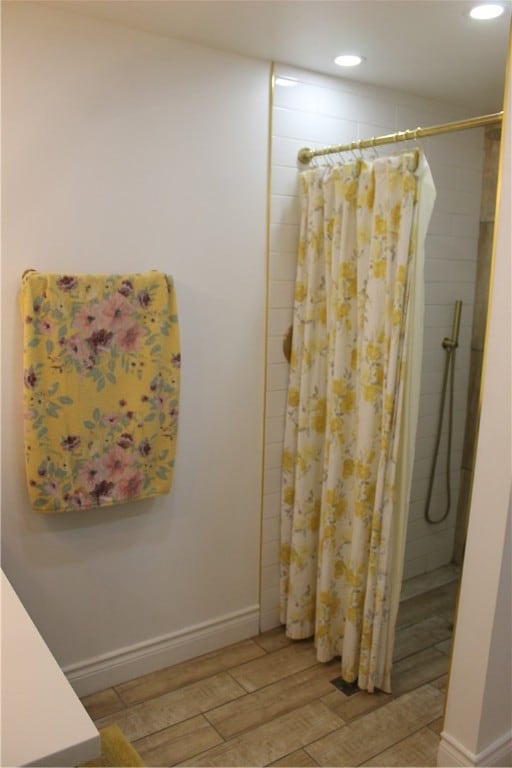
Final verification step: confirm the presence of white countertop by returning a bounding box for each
[1,571,100,767]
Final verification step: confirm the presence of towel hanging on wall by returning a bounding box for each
[20,271,180,513]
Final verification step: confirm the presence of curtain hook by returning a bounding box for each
[370,136,379,159]
[402,129,414,153]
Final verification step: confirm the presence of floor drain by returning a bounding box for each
[330,676,360,696]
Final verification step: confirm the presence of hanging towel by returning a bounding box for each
[20,271,180,513]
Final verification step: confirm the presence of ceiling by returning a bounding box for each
[44,0,510,113]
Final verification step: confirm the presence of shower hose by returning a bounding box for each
[424,300,462,525]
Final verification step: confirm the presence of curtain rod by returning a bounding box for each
[297,110,503,164]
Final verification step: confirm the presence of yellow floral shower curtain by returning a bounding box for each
[280,151,435,693]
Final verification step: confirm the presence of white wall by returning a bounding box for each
[261,63,484,630]
[1,2,269,694]
[438,44,511,766]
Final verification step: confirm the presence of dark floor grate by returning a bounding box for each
[330,676,360,696]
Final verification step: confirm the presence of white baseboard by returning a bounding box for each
[476,732,512,767]
[259,607,281,633]
[438,730,512,767]
[63,604,260,697]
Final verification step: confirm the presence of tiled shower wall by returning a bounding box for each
[261,63,485,632]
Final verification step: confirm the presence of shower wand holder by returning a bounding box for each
[442,299,462,351]
[442,337,458,350]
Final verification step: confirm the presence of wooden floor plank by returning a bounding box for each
[179,701,344,767]
[365,725,440,766]
[96,673,246,742]
[229,640,319,693]
[115,639,265,706]
[133,715,223,766]
[306,685,444,767]
[207,660,340,739]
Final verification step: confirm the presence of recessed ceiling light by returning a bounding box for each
[334,54,365,67]
[469,3,505,19]
[275,77,298,87]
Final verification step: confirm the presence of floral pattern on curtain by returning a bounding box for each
[280,151,433,693]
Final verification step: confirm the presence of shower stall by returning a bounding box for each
[260,64,500,631]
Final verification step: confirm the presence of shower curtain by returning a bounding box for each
[280,150,435,693]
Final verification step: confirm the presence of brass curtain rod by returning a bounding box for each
[297,110,503,164]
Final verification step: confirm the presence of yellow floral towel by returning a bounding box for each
[20,271,180,513]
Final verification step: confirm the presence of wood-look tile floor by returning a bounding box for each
[81,575,458,767]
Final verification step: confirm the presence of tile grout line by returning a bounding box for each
[111,687,127,712]
[111,670,248,710]
[176,697,347,768]
[202,710,229,746]
[110,712,220,743]
[224,641,330,695]
[131,712,227,767]
[203,672,340,744]
[278,705,347,768]
[269,747,321,767]
[354,702,444,767]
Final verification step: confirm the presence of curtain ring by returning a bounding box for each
[350,140,364,165]
[414,126,424,152]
